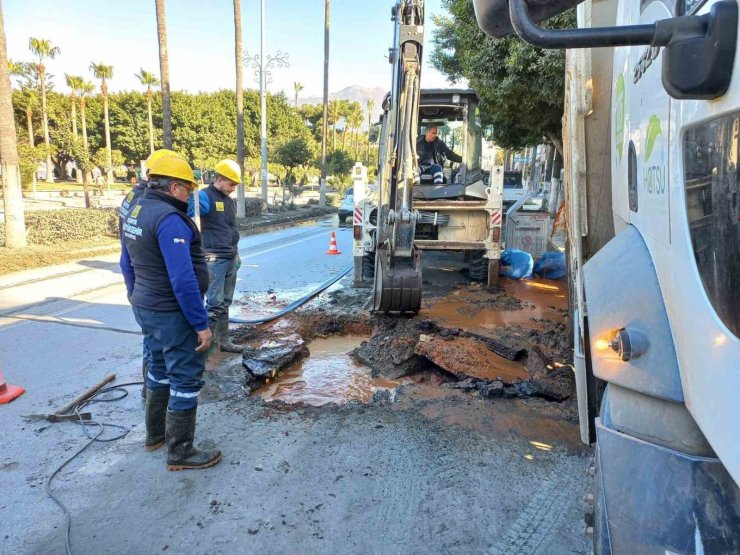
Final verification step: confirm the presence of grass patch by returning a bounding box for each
[0,237,120,275]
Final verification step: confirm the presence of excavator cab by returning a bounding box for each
[414,89,487,201]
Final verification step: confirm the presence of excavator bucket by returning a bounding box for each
[372,249,422,314]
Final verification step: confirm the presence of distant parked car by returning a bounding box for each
[338,187,354,223]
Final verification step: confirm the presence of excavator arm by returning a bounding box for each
[373,0,425,314]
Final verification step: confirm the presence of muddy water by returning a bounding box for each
[423,278,568,336]
[257,335,401,406]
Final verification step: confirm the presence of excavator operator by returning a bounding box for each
[417,124,463,184]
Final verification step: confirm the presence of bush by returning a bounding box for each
[307,198,319,206]
[243,197,264,218]
[326,193,339,207]
[0,208,119,247]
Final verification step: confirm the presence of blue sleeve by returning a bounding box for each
[187,190,211,218]
[119,234,135,298]
[157,214,209,331]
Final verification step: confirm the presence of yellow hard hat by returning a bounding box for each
[214,159,242,184]
[148,154,197,186]
[145,148,179,168]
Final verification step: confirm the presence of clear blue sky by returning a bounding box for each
[5,0,460,97]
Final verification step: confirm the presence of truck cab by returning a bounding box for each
[475,0,739,552]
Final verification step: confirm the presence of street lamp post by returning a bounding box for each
[244,0,289,204]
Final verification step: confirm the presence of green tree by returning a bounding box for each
[325,149,353,178]
[293,81,303,108]
[430,0,573,154]
[89,62,114,184]
[28,37,60,182]
[346,101,363,160]
[135,68,159,155]
[365,98,375,164]
[65,74,84,182]
[275,135,318,187]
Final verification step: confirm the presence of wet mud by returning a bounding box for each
[209,273,574,408]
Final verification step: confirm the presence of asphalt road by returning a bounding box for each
[0,216,591,555]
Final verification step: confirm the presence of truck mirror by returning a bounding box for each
[474,0,738,100]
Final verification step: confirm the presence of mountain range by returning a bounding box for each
[298,85,387,123]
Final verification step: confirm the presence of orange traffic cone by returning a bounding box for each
[326,231,341,255]
[0,368,25,405]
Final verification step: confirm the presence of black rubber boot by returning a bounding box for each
[140,358,148,400]
[217,317,243,353]
[165,407,222,471]
[144,388,169,451]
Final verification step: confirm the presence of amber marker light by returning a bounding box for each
[595,338,610,351]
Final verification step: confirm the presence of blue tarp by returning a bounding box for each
[499,249,533,279]
[533,252,566,279]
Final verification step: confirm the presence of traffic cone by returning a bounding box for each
[0,368,25,405]
[326,231,341,255]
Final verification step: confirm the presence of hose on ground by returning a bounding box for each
[229,265,353,325]
[45,381,144,555]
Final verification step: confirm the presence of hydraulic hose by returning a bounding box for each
[229,265,352,325]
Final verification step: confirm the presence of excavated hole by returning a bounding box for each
[256,335,405,406]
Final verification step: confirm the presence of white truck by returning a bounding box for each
[475,0,740,553]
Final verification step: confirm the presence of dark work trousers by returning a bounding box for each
[132,306,205,411]
[205,255,239,323]
[420,164,444,184]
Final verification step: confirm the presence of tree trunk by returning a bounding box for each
[0,5,27,247]
[72,96,83,183]
[234,0,246,218]
[546,132,564,159]
[366,113,371,165]
[103,86,113,186]
[80,97,91,207]
[25,107,33,146]
[319,0,330,206]
[156,0,173,149]
[294,91,298,107]
[147,93,154,155]
[40,66,53,182]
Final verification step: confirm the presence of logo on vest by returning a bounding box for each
[173,238,186,244]
[131,205,142,218]
[127,191,135,202]
[215,201,225,212]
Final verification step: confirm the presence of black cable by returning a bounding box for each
[45,381,145,555]
[229,265,352,325]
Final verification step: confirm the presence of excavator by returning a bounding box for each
[367,0,504,314]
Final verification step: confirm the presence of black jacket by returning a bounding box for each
[201,184,239,258]
[417,136,463,167]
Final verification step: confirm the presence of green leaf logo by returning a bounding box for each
[645,115,662,161]
[615,74,625,164]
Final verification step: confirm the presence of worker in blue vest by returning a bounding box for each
[119,148,179,400]
[120,154,222,471]
[188,159,243,353]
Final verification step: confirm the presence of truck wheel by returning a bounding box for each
[468,250,488,282]
[362,251,375,280]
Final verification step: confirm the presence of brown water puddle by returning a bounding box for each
[422,278,568,336]
[256,335,402,406]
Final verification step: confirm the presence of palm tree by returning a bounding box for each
[8,61,34,145]
[329,99,342,152]
[1,9,27,247]
[89,62,113,185]
[28,37,60,182]
[65,74,84,182]
[319,0,330,206]
[155,0,172,148]
[234,0,246,218]
[347,102,363,159]
[135,68,159,155]
[78,80,95,207]
[293,81,303,108]
[366,98,375,165]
